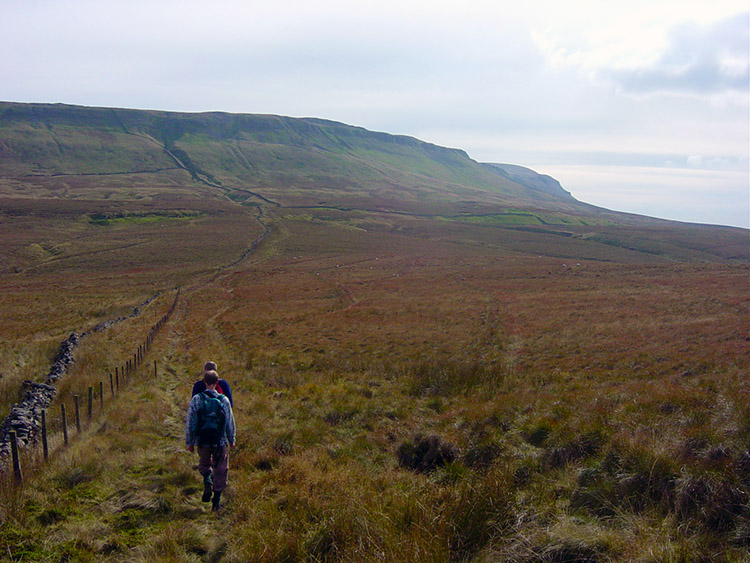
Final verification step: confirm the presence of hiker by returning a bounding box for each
[192,360,234,406]
[185,370,236,511]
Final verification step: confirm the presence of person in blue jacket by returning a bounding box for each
[185,370,236,511]
[192,360,234,406]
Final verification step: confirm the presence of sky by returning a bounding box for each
[2,0,748,228]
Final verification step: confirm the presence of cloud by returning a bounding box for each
[533,9,749,101]
[605,13,749,97]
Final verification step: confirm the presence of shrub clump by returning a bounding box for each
[570,468,617,517]
[463,441,503,470]
[675,474,748,532]
[443,473,514,560]
[543,431,604,469]
[523,423,552,447]
[570,445,749,538]
[397,434,457,473]
[274,433,294,456]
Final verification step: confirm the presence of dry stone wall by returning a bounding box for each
[0,292,163,461]
[0,333,77,459]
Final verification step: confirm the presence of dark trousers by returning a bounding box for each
[197,445,229,491]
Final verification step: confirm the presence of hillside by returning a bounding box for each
[0,102,562,209]
[0,101,748,562]
[0,102,669,219]
[484,163,574,200]
[2,101,748,259]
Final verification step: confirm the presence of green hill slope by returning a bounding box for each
[0,101,747,262]
[0,102,601,215]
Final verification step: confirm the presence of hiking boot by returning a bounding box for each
[202,473,213,502]
[211,490,222,511]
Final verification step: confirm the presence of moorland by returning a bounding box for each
[0,102,748,562]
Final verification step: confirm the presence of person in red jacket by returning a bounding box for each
[191,361,233,406]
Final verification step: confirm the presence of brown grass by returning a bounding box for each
[0,203,748,561]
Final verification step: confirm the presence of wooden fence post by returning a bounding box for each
[41,409,49,460]
[154,360,157,378]
[9,431,22,485]
[74,395,81,433]
[87,386,93,422]
[115,372,119,391]
[61,403,69,446]
[109,373,114,396]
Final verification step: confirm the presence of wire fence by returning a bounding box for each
[1,289,180,488]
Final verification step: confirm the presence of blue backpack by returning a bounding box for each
[195,392,226,446]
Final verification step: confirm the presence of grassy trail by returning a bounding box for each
[0,199,279,561]
[15,297,241,561]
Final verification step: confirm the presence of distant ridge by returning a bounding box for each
[0,101,743,234]
[484,163,574,200]
[0,101,583,213]
[0,100,747,263]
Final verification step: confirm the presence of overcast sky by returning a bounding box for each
[2,0,748,228]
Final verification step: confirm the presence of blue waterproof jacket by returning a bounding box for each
[185,389,236,447]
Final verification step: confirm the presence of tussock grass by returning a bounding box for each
[1,207,748,561]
